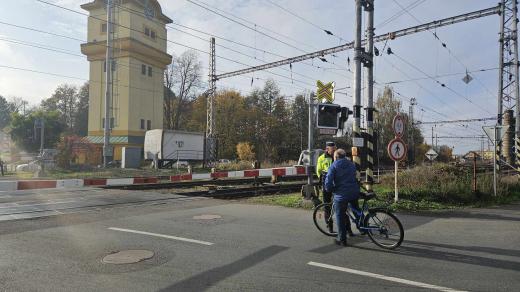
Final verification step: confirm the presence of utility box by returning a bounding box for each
[121,147,141,169]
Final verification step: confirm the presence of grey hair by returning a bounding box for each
[334,148,346,160]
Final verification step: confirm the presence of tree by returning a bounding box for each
[73,82,89,136]
[41,84,78,131]
[0,95,11,129]
[437,145,453,162]
[164,50,202,130]
[10,110,66,152]
[374,86,424,166]
[290,94,309,152]
[236,142,255,161]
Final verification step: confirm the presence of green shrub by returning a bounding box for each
[379,164,520,203]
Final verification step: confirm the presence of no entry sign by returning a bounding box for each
[393,114,405,137]
[387,137,407,161]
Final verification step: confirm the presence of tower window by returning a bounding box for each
[141,64,146,75]
[148,66,152,77]
[144,27,150,36]
[150,30,156,39]
[101,23,107,33]
[102,118,114,129]
[147,120,151,130]
[140,119,145,130]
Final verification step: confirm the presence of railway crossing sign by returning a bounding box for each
[425,149,438,161]
[392,114,405,137]
[387,137,407,161]
[316,80,335,103]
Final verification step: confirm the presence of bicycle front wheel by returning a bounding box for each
[313,203,337,237]
[364,209,404,249]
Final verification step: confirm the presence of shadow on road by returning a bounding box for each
[405,240,520,258]
[350,243,520,272]
[159,245,289,291]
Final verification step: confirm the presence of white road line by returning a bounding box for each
[307,262,467,292]
[108,227,214,246]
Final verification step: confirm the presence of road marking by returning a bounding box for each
[307,262,467,292]
[108,227,214,246]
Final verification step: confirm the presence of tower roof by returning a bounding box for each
[81,0,173,24]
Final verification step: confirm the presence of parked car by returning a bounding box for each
[218,159,232,164]
[16,161,41,172]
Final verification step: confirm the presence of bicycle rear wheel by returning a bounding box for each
[364,210,404,249]
[313,203,337,237]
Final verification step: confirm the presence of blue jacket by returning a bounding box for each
[324,158,360,202]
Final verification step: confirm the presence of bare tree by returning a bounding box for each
[164,50,202,130]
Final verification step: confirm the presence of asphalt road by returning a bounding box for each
[0,188,519,291]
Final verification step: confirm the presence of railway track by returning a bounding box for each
[103,175,309,190]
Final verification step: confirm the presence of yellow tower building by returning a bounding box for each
[80,0,172,162]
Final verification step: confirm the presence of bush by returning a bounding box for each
[379,164,520,203]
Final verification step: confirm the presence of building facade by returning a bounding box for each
[80,0,172,161]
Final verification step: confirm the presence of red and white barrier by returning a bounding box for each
[170,166,306,182]
[0,166,307,192]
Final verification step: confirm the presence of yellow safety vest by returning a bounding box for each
[316,153,333,178]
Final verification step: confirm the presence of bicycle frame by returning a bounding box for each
[344,199,381,232]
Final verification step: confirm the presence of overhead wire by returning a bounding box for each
[389,0,497,103]
[264,0,344,42]
[388,50,494,115]
[184,0,352,69]
[33,0,315,89]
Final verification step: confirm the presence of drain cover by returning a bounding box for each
[193,214,222,220]
[102,250,154,265]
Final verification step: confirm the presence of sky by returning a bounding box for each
[0,0,507,154]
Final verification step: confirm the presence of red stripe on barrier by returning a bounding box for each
[295,166,306,175]
[17,180,57,190]
[272,168,286,176]
[244,170,259,177]
[133,177,158,184]
[83,179,107,186]
[177,174,193,181]
[211,172,228,178]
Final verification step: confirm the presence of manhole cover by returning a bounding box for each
[193,214,222,220]
[102,250,154,265]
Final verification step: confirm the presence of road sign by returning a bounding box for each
[425,148,438,161]
[392,114,405,137]
[462,72,473,84]
[482,125,507,145]
[387,138,407,161]
[319,128,337,135]
[353,137,364,147]
[316,80,335,103]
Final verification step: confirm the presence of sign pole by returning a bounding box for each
[493,126,497,196]
[394,160,398,202]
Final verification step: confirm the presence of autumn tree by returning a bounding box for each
[236,142,255,161]
[164,50,202,130]
[374,86,424,166]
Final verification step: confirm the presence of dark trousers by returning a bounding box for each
[334,199,360,241]
[321,183,352,233]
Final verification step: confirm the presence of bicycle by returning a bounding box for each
[312,190,404,249]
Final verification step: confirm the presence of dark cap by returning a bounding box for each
[325,141,335,147]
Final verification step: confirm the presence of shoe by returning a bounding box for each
[327,222,334,233]
[334,239,347,246]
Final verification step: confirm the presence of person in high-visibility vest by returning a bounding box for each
[316,142,354,235]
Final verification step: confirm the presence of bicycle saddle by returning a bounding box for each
[360,192,376,200]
